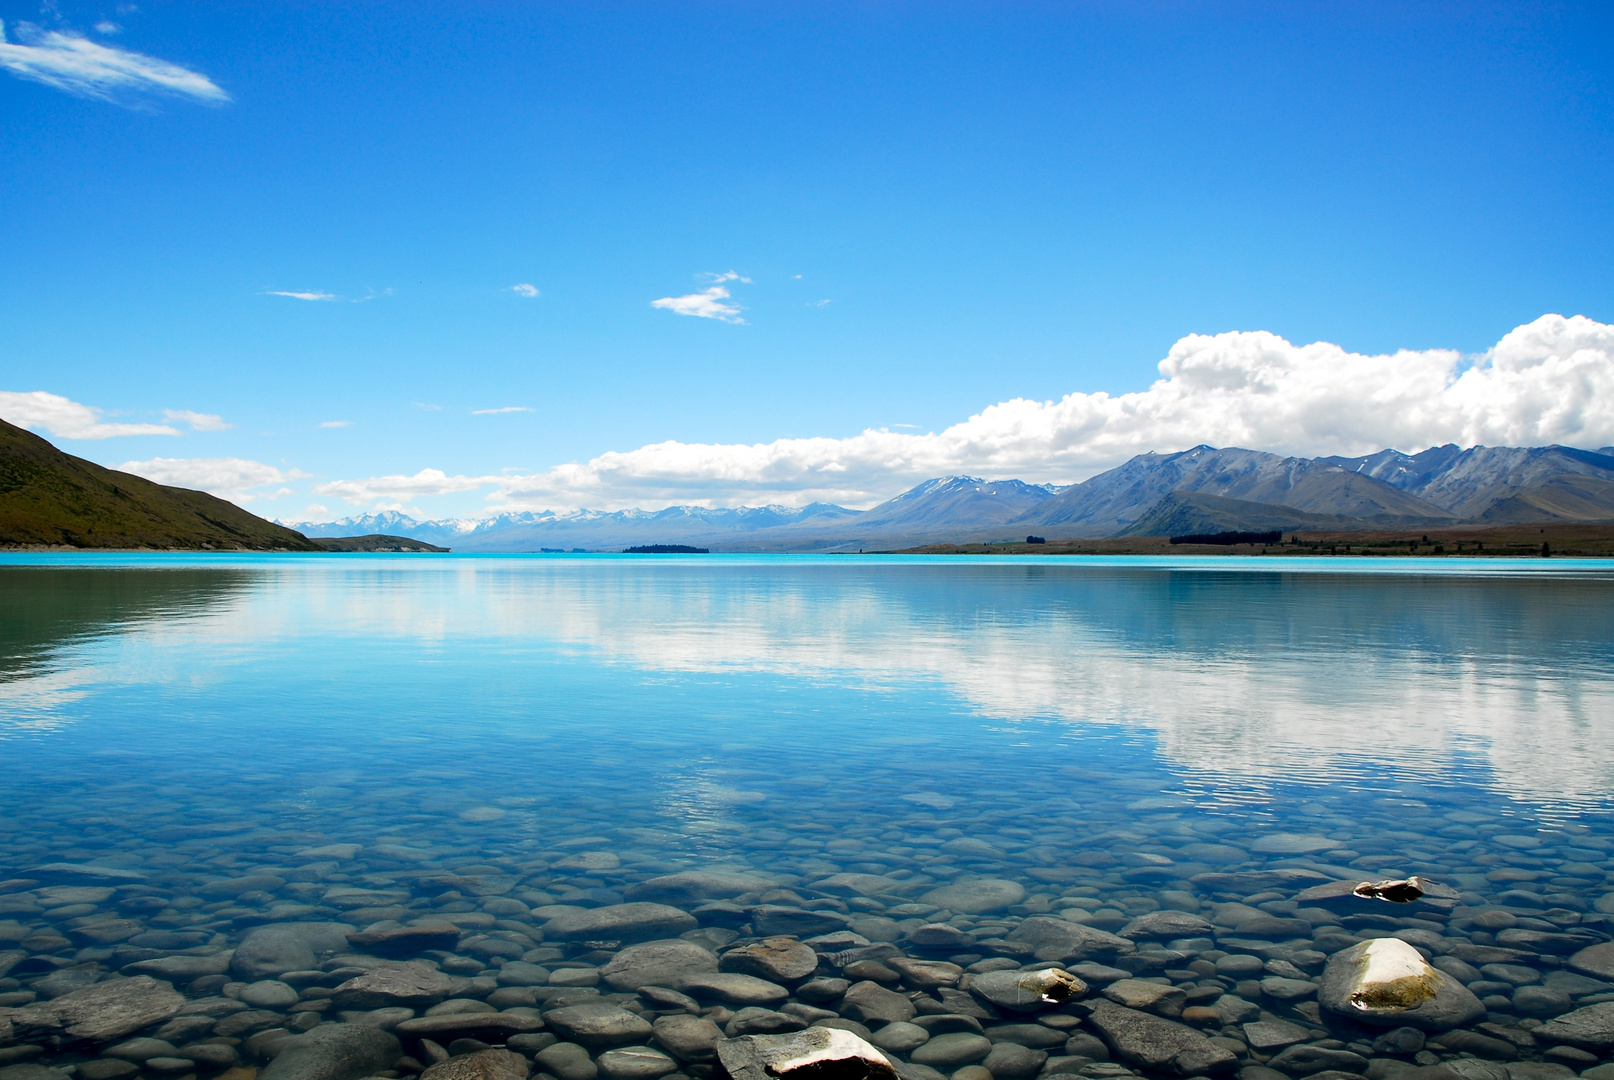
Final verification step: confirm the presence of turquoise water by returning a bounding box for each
[1,555,1612,1080]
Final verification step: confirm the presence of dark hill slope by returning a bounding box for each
[0,419,321,550]
[1118,492,1368,538]
[1323,444,1614,521]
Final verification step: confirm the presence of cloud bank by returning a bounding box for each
[117,457,309,502]
[0,391,178,439]
[475,313,1614,511]
[0,19,228,105]
[314,469,491,508]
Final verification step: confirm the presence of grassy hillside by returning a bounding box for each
[0,419,322,550]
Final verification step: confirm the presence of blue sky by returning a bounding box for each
[2,2,1612,518]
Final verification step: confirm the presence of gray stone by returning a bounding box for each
[982,1042,1047,1079]
[348,923,463,959]
[601,940,717,992]
[919,881,1025,915]
[0,1068,68,1080]
[178,1043,240,1067]
[1267,1046,1369,1076]
[241,980,302,1009]
[839,980,916,1025]
[1369,1028,1424,1055]
[652,1014,725,1062]
[1318,939,1484,1031]
[259,1023,401,1080]
[419,1049,529,1080]
[721,938,819,983]
[1062,1033,1109,1061]
[122,954,233,979]
[76,1061,137,1080]
[1514,985,1572,1018]
[536,1042,598,1080]
[1085,1000,1238,1077]
[715,1027,897,1080]
[869,1022,929,1053]
[1214,995,1261,1025]
[596,1046,678,1080]
[912,1016,985,1035]
[1502,1067,1573,1080]
[1569,944,1614,982]
[394,1013,547,1039]
[1006,918,1133,962]
[333,962,455,1009]
[910,1033,993,1067]
[970,968,1086,1013]
[1102,980,1184,1018]
[626,872,777,904]
[1242,1020,1310,1052]
[233,924,353,980]
[1262,977,1319,1002]
[750,907,852,937]
[104,1038,179,1061]
[887,959,961,989]
[543,904,698,944]
[544,1002,655,1049]
[980,1024,1066,1050]
[1120,913,1216,941]
[7,975,184,1044]
[638,985,701,1012]
[726,1009,808,1037]
[905,924,976,951]
[1537,1002,1614,1050]
[497,962,552,987]
[676,971,790,1007]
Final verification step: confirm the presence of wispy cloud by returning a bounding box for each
[470,313,1614,511]
[0,390,177,439]
[471,406,533,415]
[93,21,119,35]
[117,457,310,502]
[162,409,229,432]
[509,283,540,298]
[0,19,228,105]
[315,469,493,507]
[651,271,750,324]
[265,290,337,302]
[320,420,351,429]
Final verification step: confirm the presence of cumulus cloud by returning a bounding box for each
[266,290,337,301]
[651,272,750,324]
[117,457,310,502]
[477,313,1614,511]
[509,283,540,298]
[0,390,178,439]
[314,469,494,507]
[0,19,228,104]
[162,409,229,432]
[471,406,532,415]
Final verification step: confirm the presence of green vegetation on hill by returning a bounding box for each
[0,419,322,550]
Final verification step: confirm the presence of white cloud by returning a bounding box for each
[266,290,337,301]
[320,420,352,428]
[116,457,310,502]
[477,313,1614,511]
[0,19,227,104]
[162,409,229,432]
[652,272,749,324]
[314,469,494,507]
[93,21,119,34]
[509,283,540,298]
[471,406,533,415]
[0,390,177,439]
[301,503,329,518]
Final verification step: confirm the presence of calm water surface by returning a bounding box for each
[1,555,1611,1080]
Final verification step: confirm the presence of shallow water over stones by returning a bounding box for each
[1,556,1613,1080]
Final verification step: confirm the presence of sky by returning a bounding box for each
[2,2,1612,520]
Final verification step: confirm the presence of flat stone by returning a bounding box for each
[750,907,852,937]
[869,1022,929,1053]
[544,904,697,944]
[981,1024,1066,1049]
[1261,977,1318,1002]
[420,1049,529,1080]
[1267,1046,1368,1075]
[123,953,233,979]
[1536,1001,1614,1050]
[259,1023,401,1080]
[333,962,455,1009]
[627,873,777,904]
[982,1042,1047,1080]
[1496,929,1604,956]
[535,1043,598,1080]
[887,958,961,989]
[27,865,147,885]
[1569,943,1614,981]
[721,938,819,983]
[839,980,916,1025]
[971,969,1087,1013]
[76,1061,138,1080]
[1242,1020,1310,1052]
[233,924,354,980]
[1084,1000,1238,1077]
[595,1046,677,1080]
[1120,912,1215,941]
[348,923,462,958]
[911,1033,993,1067]
[919,880,1025,915]
[905,924,976,951]
[394,1013,547,1038]
[1007,918,1134,962]
[601,940,718,992]
[8,975,184,1044]
[726,1009,807,1038]
[715,1027,897,1080]
[811,875,909,898]
[1102,980,1185,1018]
[544,1002,655,1049]
[104,1038,179,1062]
[1318,938,1483,1031]
[240,981,301,1009]
[652,1014,725,1062]
[675,972,790,1007]
[1513,985,1572,1018]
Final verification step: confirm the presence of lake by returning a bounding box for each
[1,554,1612,1080]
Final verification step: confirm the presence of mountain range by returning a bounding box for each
[288,443,1614,552]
